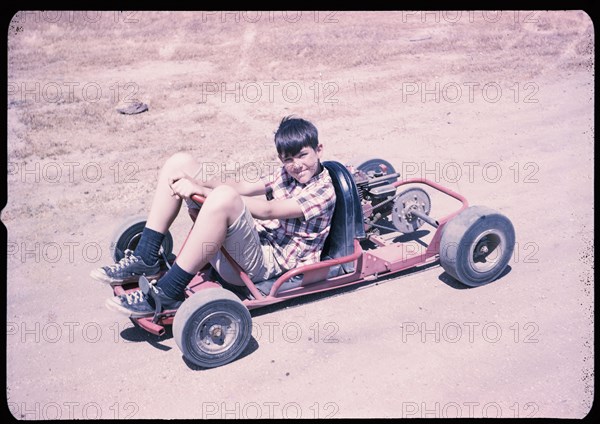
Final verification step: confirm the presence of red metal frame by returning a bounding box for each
[117,177,469,335]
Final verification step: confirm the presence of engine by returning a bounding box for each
[350,168,398,232]
[349,165,434,234]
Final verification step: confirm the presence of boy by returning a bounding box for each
[91,116,336,317]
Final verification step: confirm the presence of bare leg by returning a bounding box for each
[174,185,244,274]
[145,152,200,234]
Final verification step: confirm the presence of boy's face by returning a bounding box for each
[280,144,323,184]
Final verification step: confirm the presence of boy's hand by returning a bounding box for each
[169,173,205,200]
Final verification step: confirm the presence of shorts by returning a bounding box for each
[209,207,283,286]
[184,164,282,285]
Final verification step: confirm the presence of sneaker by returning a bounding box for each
[105,280,183,318]
[90,249,160,286]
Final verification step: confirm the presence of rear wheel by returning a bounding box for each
[173,288,252,368]
[349,157,399,184]
[110,216,174,263]
[440,206,515,287]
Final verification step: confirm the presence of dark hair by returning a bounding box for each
[274,116,319,157]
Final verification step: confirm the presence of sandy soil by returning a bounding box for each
[4,10,594,418]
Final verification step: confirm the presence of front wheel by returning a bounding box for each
[440,206,515,287]
[173,288,252,368]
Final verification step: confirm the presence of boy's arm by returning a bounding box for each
[242,196,304,220]
[202,176,266,197]
[169,172,267,199]
[243,176,336,221]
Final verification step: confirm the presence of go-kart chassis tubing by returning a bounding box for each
[186,177,467,302]
[120,177,468,335]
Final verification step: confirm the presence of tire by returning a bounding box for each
[440,206,515,287]
[173,288,252,368]
[349,157,398,184]
[110,215,173,263]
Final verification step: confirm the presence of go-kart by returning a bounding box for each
[109,158,516,368]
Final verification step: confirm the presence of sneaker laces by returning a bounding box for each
[122,283,160,307]
[107,249,139,272]
[123,289,147,305]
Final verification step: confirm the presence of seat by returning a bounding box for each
[320,160,366,271]
[253,160,364,295]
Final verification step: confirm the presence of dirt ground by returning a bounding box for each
[4,10,594,418]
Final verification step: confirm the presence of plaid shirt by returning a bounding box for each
[255,165,336,271]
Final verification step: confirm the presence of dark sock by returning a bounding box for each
[133,227,164,265]
[156,262,195,300]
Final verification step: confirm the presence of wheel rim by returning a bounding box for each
[124,233,164,256]
[468,230,506,273]
[193,311,241,355]
[126,233,142,252]
[355,159,398,184]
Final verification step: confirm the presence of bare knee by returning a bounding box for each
[203,185,244,224]
[162,152,199,176]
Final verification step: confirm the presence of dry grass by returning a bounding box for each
[5,10,593,223]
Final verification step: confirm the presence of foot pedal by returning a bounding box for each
[139,275,152,295]
[138,276,162,323]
